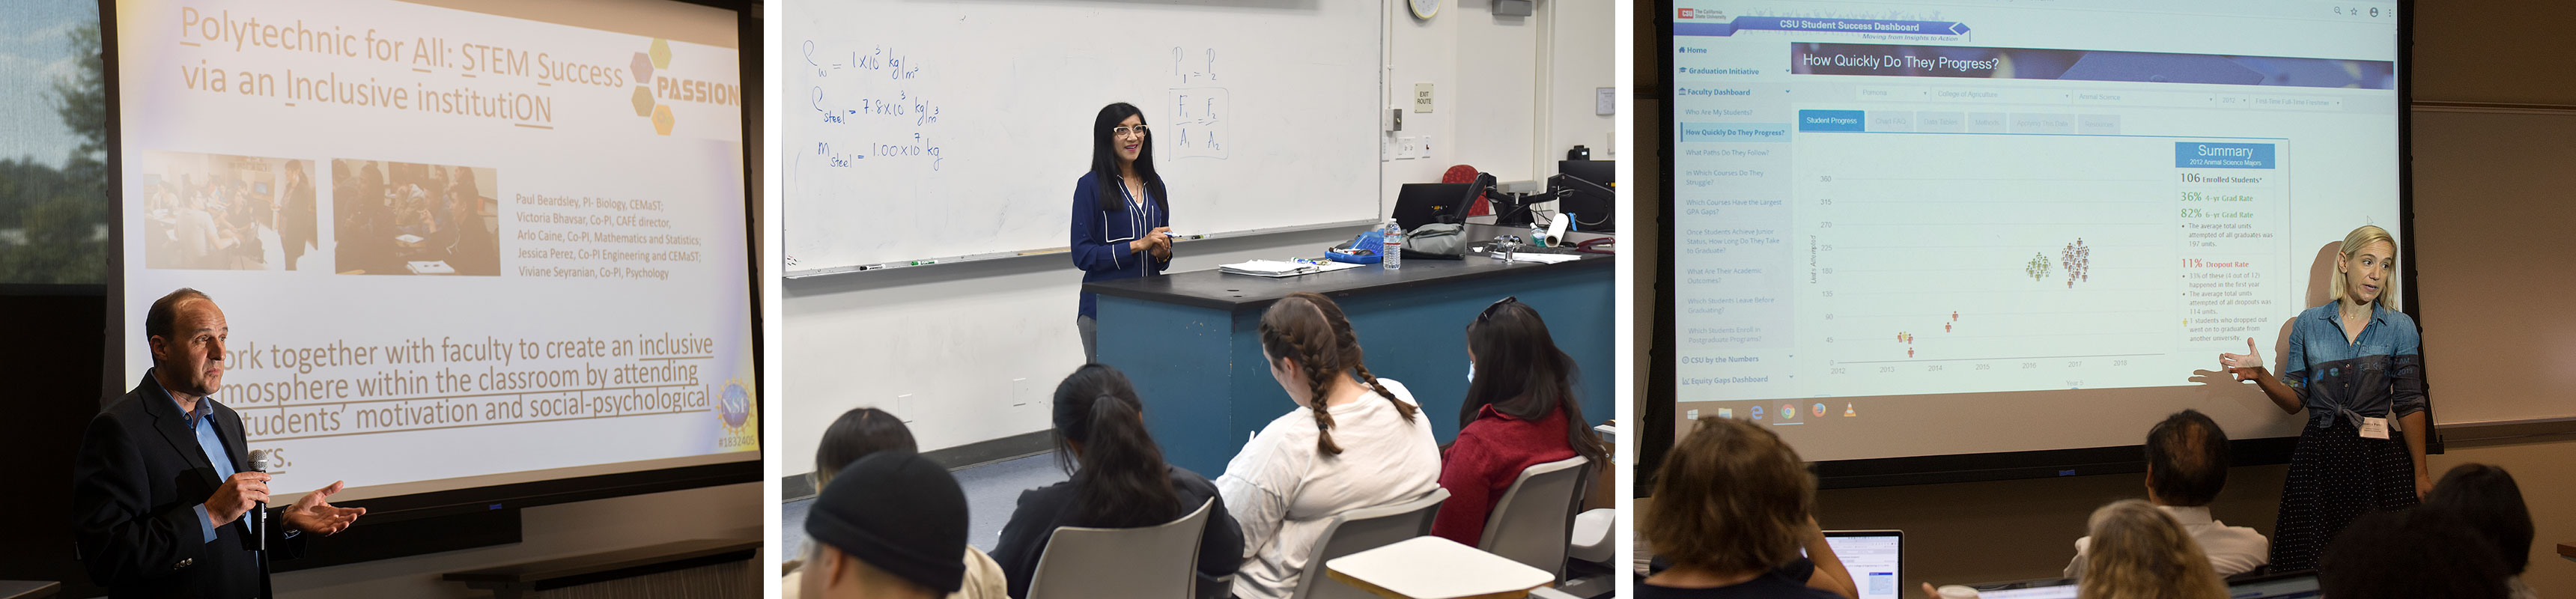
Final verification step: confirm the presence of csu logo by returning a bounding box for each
[625,38,744,136]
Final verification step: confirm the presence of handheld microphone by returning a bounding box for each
[248,450,270,552]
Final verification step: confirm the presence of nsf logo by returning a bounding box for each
[716,380,753,429]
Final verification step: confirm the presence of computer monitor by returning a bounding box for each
[1814,530,1904,599]
[1391,182,1472,231]
[1559,159,1613,186]
[1548,160,1615,233]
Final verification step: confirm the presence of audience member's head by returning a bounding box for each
[2077,499,2227,599]
[2320,509,2510,599]
[813,407,917,488]
[2142,410,2229,507]
[2425,463,2534,575]
[1649,416,1812,577]
[802,451,968,599]
[1257,291,1418,455]
[1462,297,1607,466]
[1051,364,1183,528]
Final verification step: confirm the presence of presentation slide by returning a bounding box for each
[115,0,755,499]
[1669,0,2402,461]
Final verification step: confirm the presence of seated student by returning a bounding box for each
[2070,500,2229,599]
[786,408,1009,599]
[1216,291,1444,599]
[801,451,973,599]
[2066,410,2267,578]
[1430,297,1609,546]
[993,365,1244,599]
[2424,463,2538,599]
[1641,416,1857,599]
[2320,509,2512,599]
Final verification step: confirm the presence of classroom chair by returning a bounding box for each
[1289,487,1453,599]
[1548,506,1620,598]
[1478,456,1591,583]
[1025,497,1216,599]
[1442,164,1493,216]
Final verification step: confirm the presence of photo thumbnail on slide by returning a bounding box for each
[115,0,755,496]
[329,159,499,276]
[135,152,318,271]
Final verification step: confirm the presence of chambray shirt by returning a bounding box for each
[2281,302,2427,430]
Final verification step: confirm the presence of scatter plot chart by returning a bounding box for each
[2061,238,2092,288]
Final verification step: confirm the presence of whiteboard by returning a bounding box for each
[783,0,1384,276]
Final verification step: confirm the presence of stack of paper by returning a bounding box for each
[1219,260,1320,277]
[1495,252,1583,264]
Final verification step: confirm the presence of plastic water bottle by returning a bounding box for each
[1382,220,1403,270]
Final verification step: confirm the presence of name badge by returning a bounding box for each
[2359,417,2390,440]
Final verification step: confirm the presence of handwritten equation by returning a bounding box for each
[1163,46,1231,159]
[806,40,921,80]
[1174,47,1218,82]
[802,40,945,171]
[1164,87,1230,159]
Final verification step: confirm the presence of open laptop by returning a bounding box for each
[1814,530,1904,599]
[1971,570,2318,599]
[1391,182,1472,231]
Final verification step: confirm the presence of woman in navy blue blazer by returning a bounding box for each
[1071,102,1174,362]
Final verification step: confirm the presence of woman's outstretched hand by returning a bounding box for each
[2220,337,2265,381]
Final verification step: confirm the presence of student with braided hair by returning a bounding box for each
[1216,291,1443,599]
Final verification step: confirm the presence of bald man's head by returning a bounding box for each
[2144,410,2229,506]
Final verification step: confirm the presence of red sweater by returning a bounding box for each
[1430,404,1579,546]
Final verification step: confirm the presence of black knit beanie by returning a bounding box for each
[804,451,967,593]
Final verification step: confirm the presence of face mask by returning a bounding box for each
[1467,361,1476,384]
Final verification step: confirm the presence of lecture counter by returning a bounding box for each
[1087,252,1613,475]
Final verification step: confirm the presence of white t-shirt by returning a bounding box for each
[2065,505,2270,578]
[1218,378,1443,599]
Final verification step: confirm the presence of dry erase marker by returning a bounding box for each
[911,260,938,266]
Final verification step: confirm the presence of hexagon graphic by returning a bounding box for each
[629,52,654,86]
[630,86,655,117]
[651,104,675,136]
[648,39,672,69]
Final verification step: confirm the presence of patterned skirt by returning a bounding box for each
[2270,424,2419,571]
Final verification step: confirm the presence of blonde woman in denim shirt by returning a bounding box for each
[2216,225,2427,571]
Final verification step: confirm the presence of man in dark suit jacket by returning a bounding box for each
[75,288,365,598]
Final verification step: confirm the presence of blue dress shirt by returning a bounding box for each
[162,390,239,544]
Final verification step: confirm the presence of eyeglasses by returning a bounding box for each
[1111,124,1150,136]
[1479,296,1519,322]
